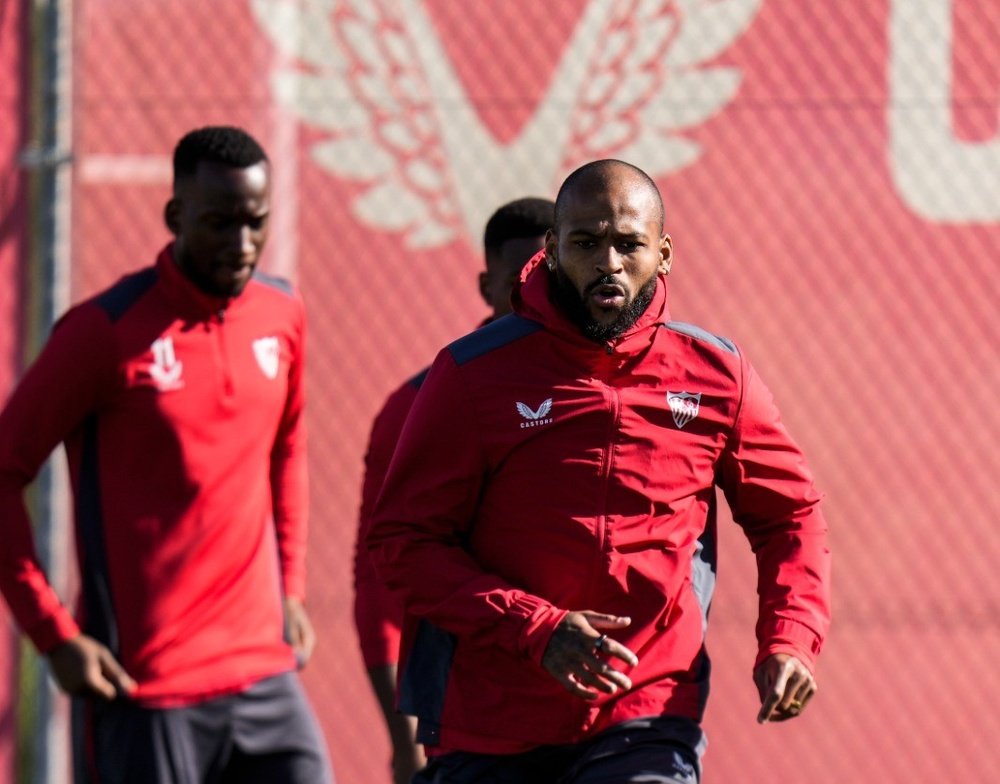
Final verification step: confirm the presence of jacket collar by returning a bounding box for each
[156,243,237,319]
[511,250,670,355]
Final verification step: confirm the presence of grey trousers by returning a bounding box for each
[73,672,333,784]
[413,716,705,784]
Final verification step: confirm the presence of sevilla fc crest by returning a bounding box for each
[253,337,281,380]
[667,391,701,429]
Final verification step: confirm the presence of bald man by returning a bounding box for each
[367,160,831,783]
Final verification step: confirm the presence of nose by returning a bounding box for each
[595,246,624,275]
[237,224,256,256]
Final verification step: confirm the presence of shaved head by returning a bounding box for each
[554,160,664,234]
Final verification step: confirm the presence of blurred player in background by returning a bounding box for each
[367,160,831,783]
[0,126,332,783]
[353,197,554,784]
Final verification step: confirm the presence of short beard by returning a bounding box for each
[552,269,658,343]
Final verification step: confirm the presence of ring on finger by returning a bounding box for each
[594,634,608,652]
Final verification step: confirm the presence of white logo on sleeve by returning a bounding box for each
[148,337,184,391]
[667,391,701,429]
[253,337,281,380]
[517,398,553,428]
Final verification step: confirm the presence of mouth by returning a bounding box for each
[588,281,627,309]
[216,261,253,278]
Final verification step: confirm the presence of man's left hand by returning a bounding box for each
[754,653,816,723]
[284,597,316,668]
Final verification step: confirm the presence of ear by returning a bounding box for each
[658,233,673,275]
[478,270,491,306]
[544,228,557,271]
[164,197,181,236]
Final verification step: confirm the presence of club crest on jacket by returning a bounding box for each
[253,337,281,380]
[667,391,701,429]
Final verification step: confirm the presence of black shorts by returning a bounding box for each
[72,672,333,784]
[414,716,705,784]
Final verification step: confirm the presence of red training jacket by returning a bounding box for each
[353,370,424,668]
[0,245,308,706]
[368,253,831,754]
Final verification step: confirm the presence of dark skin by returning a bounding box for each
[164,159,272,300]
[478,234,547,317]
[48,159,315,700]
[367,230,546,784]
[366,665,425,784]
[540,162,817,723]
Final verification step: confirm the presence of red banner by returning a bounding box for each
[57,1,1000,781]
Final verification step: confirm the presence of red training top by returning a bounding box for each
[353,371,423,668]
[368,252,831,754]
[0,245,308,706]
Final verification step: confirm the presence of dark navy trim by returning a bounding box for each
[93,268,158,323]
[407,367,430,390]
[400,620,456,746]
[251,269,294,296]
[76,416,120,656]
[663,321,738,356]
[447,314,542,366]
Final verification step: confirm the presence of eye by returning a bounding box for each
[617,241,642,252]
[573,239,597,249]
[248,216,268,231]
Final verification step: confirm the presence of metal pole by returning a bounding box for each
[19,0,73,781]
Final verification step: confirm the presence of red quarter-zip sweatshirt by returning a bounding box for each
[0,245,308,706]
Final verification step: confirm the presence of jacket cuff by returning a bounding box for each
[516,601,568,666]
[25,608,81,655]
[755,617,823,672]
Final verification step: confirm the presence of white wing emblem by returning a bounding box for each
[517,398,553,421]
[252,0,760,248]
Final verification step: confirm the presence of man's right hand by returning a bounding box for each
[47,635,137,700]
[541,611,638,700]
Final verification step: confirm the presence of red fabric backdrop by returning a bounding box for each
[4,1,998,782]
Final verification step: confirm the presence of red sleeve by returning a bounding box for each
[0,305,117,652]
[367,351,564,664]
[717,354,832,673]
[352,377,420,669]
[269,293,309,600]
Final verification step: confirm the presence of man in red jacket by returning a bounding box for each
[0,127,331,783]
[354,197,554,784]
[368,160,831,783]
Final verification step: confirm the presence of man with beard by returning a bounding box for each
[354,197,554,784]
[367,160,831,783]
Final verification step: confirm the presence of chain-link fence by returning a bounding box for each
[4,1,999,782]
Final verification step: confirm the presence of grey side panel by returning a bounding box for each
[663,321,739,356]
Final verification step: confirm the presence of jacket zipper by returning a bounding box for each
[594,346,622,555]
[216,308,235,399]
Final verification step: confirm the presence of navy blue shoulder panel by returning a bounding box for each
[447,314,542,366]
[663,320,739,356]
[407,367,430,390]
[92,268,158,323]
[251,269,294,296]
